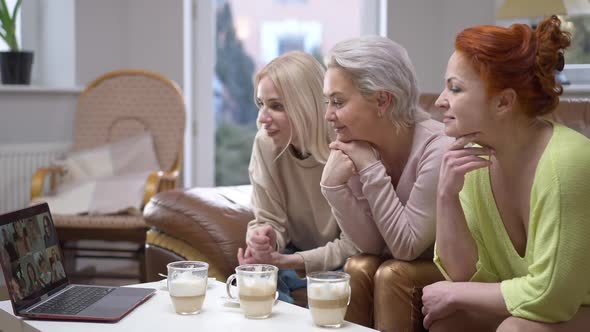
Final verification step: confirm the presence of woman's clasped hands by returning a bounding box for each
[321,140,378,187]
[238,225,279,265]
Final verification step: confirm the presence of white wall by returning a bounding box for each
[127,0,183,86]
[75,0,127,86]
[387,0,496,93]
[0,90,78,144]
[75,0,183,87]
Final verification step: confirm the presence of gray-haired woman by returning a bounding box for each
[320,36,452,331]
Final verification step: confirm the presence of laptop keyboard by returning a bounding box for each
[29,286,115,315]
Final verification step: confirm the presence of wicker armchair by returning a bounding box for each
[30,70,186,282]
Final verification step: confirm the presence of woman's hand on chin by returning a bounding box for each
[321,148,357,187]
[329,140,378,171]
[438,133,494,197]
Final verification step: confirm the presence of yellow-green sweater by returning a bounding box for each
[435,122,590,322]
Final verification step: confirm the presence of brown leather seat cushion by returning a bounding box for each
[143,185,253,277]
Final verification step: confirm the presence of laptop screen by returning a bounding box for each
[0,203,68,311]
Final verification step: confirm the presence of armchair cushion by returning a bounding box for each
[33,133,161,215]
[59,132,159,183]
[33,172,150,215]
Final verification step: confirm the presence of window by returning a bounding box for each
[563,15,590,65]
[0,0,20,51]
[213,0,381,186]
[278,35,305,54]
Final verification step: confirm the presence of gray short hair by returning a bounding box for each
[326,36,428,128]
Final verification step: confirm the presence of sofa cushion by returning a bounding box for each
[143,185,253,277]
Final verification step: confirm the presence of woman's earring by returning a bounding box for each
[377,112,383,118]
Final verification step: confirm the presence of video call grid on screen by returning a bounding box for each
[0,212,67,304]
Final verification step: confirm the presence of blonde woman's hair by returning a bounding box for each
[326,36,429,128]
[254,51,333,163]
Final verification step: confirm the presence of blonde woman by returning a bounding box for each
[237,51,359,303]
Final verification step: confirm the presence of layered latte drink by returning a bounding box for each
[307,272,351,328]
[238,277,277,318]
[167,261,209,315]
[226,264,278,319]
[169,275,207,314]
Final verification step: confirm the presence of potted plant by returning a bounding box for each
[0,0,33,85]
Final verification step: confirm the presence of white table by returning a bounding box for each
[0,280,377,332]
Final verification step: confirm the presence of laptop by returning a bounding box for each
[0,203,155,322]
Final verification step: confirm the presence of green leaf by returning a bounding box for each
[11,0,21,23]
[0,0,20,50]
[0,5,9,27]
[0,0,9,18]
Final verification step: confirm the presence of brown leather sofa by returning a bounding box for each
[143,186,252,282]
[143,96,590,330]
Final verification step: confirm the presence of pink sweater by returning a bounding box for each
[321,119,452,260]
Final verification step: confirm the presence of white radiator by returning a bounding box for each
[0,143,70,214]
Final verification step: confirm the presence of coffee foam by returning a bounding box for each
[308,282,348,300]
[239,276,276,296]
[169,272,207,297]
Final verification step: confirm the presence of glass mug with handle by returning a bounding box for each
[307,271,351,328]
[167,261,209,315]
[226,264,278,319]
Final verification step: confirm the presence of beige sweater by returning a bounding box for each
[321,119,452,260]
[247,131,359,272]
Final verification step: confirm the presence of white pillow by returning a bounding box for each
[33,172,149,215]
[59,133,159,183]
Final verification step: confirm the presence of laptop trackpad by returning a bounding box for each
[78,287,153,318]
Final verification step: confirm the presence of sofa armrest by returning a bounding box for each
[143,185,253,278]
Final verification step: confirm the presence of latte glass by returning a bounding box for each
[226,264,278,319]
[167,261,208,315]
[307,271,351,328]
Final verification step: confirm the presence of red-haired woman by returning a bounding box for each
[423,15,590,331]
